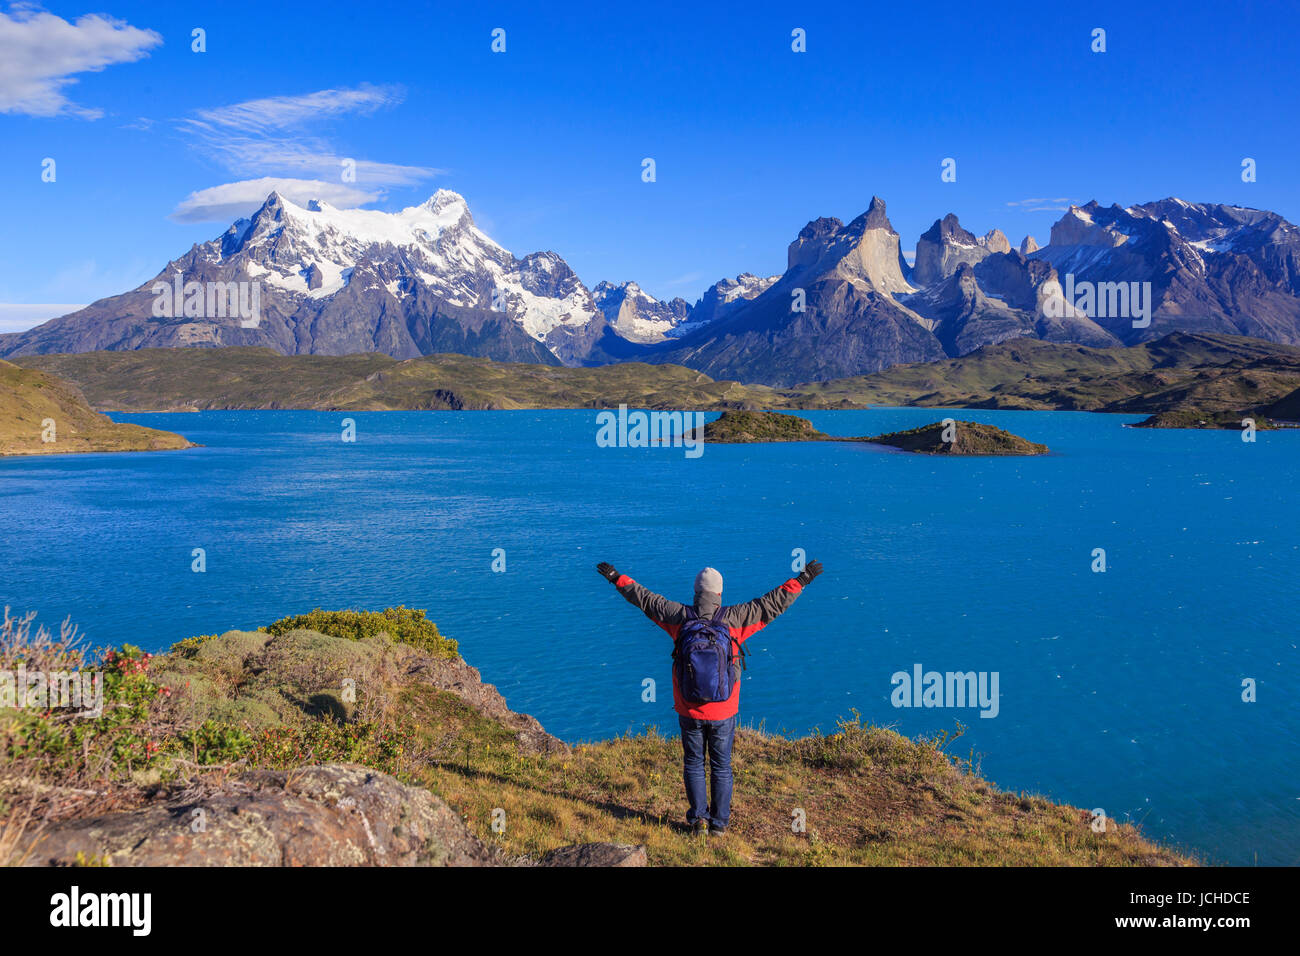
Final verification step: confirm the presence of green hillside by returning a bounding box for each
[0,359,192,457]
[13,332,1300,429]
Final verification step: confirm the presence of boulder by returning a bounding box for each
[538,843,648,867]
[25,764,499,867]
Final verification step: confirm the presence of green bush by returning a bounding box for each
[247,721,414,774]
[264,607,458,659]
[176,720,254,764]
[2,644,172,781]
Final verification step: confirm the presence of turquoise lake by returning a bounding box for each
[1,407,1295,864]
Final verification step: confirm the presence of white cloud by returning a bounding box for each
[0,5,161,118]
[187,84,403,132]
[1006,197,1076,212]
[178,84,438,188]
[170,177,379,223]
[189,135,441,186]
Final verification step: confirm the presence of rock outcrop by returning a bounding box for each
[26,764,500,867]
[539,843,647,867]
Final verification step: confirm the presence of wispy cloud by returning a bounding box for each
[661,271,705,288]
[170,177,377,223]
[1005,197,1076,212]
[180,85,438,185]
[173,84,440,221]
[0,5,161,118]
[186,84,403,133]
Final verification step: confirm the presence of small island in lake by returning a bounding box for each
[690,410,1048,456]
[865,421,1049,455]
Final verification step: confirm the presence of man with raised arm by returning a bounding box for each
[596,559,823,836]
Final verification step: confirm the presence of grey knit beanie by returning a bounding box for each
[694,567,723,595]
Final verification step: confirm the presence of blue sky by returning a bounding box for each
[2,0,1297,329]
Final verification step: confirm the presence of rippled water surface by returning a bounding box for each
[2,408,1295,864]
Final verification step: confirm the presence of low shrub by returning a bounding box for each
[265,607,458,659]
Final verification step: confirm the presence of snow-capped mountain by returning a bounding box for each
[590,281,690,343]
[0,190,621,364]
[4,191,1300,386]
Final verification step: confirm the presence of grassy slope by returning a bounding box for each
[16,348,790,412]
[0,359,192,457]
[140,623,1191,867]
[795,332,1300,417]
[15,332,1300,428]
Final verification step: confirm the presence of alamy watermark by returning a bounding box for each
[891,664,1000,719]
[1045,273,1152,329]
[595,404,705,458]
[0,665,103,717]
[152,273,261,328]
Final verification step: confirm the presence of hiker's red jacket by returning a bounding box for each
[613,573,805,720]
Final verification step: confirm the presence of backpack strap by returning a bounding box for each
[671,606,698,659]
[712,606,748,672]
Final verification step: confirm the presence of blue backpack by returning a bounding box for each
[673,607,746,704]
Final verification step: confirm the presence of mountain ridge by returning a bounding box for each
[5,190,1300,386]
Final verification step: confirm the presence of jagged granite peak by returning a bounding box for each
[860,195,892,230]
[921,213,978,245]
[1046,201,1129,248]
[979,229,1012,254]
[784,198,910,290]
[591,280,691,343]
[784,198,914,295]
[684,273,781,330]
[788,217,844,270]
[913,213,991,287]
[1020,235,1040,255]
[1030,198,1300,344]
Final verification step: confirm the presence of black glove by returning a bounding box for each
[796,559,823,586]
[596,562,619,583]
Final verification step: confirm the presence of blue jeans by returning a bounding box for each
[678,714,738,830]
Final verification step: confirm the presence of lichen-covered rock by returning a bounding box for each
[538,843,647,867]
[25,764,499,867]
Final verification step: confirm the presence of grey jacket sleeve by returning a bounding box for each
[722,578,805,641]
[613,574,689,631]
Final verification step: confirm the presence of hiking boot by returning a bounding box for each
[690,819,708,836]
[708,825,727,837]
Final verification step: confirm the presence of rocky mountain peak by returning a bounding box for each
[913,214,987,286]
[1049,202,1126,248]
[788,216,844,270]
[979,229,1012,254]
[861,195,892,230]
[921,213,977,245]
